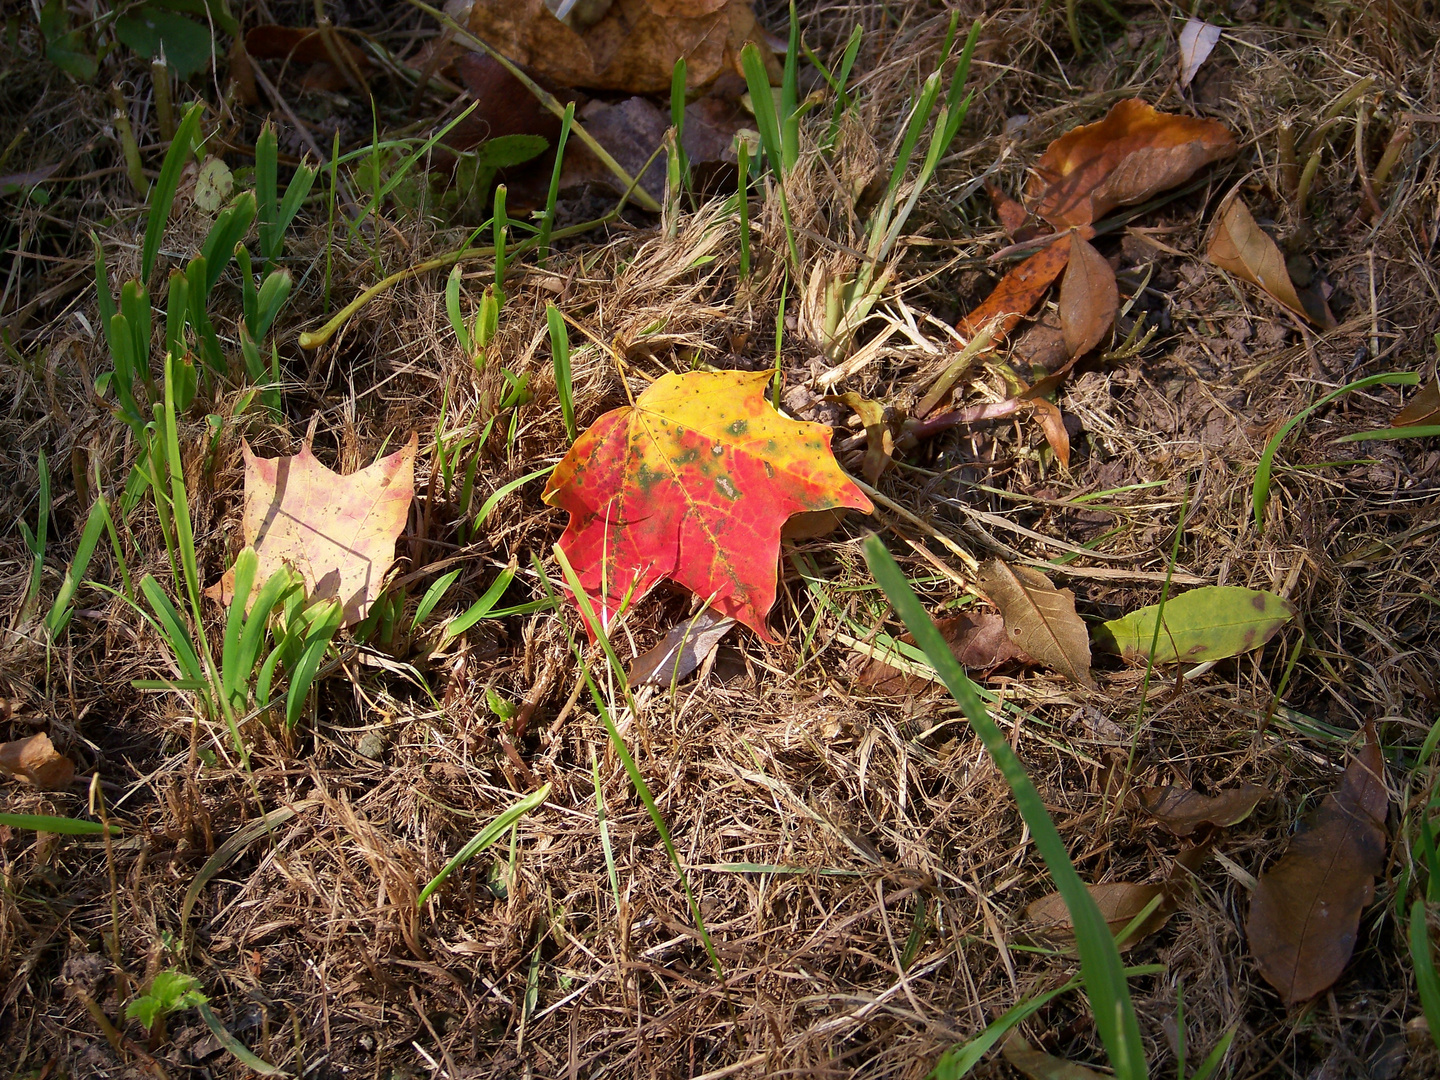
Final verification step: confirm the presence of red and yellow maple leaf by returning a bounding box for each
[543,370,872,640]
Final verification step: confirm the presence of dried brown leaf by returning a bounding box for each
[986,181,1029,236]
[467,0,772,94]
[957,234,1072,345]
[0,733,75,789]
[209,436,417,627]
[1394,377,1440,427]
[1058,234,1118,358]
[1024,881,1167,952]
[977,560,1094,687]
[1206,194,1313,322]
[1247,724,1387,1005]
[1138,784,1270,836]
[1002,1035,1109,1079]
[857,613,1028,696]
[628,610,737,686]
[1028,99,1236,227]
[1029,397,1071,469]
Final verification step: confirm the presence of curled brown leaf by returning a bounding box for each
[1138,784,1270,836]
[0,733,76,790]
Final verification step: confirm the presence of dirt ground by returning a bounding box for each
[3,0,1440,1077]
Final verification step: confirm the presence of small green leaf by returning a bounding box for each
[115,7,215,80]
[1093,585,1295,665]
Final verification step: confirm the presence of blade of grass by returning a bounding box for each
[864,535,1145,1079]
[547,304,575,441]
[536,100,574,265]
[1254,371,1417,532]
[143,103,203,283]
[417,784,551,906]
[439,566,517,644]
[1412,901,1440,1053]
[0,813,112,835]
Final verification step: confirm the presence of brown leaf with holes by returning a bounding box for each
[1138,785,1270,836]
[978,559,1094,687]
[1058,234,1118,358]
[467,0,774,95]
[857,613,1029,695]
[0,733,75,789]
[1028,99,1237,228]
[1394,377,1440,427]
[1247,723,1387,1005]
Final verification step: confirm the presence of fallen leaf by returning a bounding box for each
[1028,397,1071,469]
[1002,1036,1109,1080]
[244,25,374,92]
[1092,585,1295,665]
[1023,845,1209,953]
[467,0,774,94]
[1138,785,1270,836]
[543,370,872,640]
[447,52,568,149]
[977,559,1094,687]
[1394,377,1440,427]
[1058,234,1118,358]
[835,392,894,484]
[857,613,1029,695]
[628,609,737,685]
[986,180,1029,236]
[1247,724,1387,1005]
[0,733,76,789]
[1206,194,1326,324]
[209,436,417,627]
[956,234,1072,347]
[1028,99,1236,228]
[1178,19,1223,90]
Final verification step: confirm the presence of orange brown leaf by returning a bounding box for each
[1206,194,1312,322]
[958,234,1073,345]
[544,371,872,641]
[1247,724,1387,1005]
[1394,376,1440,427]
[1028,99,1236,228]
[210,435,417,627]
[0,733,75,789]
[1058,234,1119,358]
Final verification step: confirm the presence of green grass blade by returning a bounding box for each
[439,566,517,644]
[139,574,203,683]
[1335,424,1440,442]
[412,568,462,630]
[417,783,551,906]
[251,269,292,342]
[196,1001,290,1077]
[547,304,575,441]
[0,813,112,835]
[1188,1027,1237,1080]
[45,487,109,637]
[445,264,470,354]
[1253,371,1417,532]
[780,1,799,172]
[1411,901,1440,1052]
[285,600,342,728]
[864,536,1145,1079]
[473,465,551,528]
[220,549,258,710]
[537,101,575,265]
[256,121,280,264]
[143,102,203,283]
[198,191,255,297]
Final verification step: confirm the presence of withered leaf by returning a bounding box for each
[1247,724,1387,1005]
[1002,1035,1109,1080]
[857,613,1028,696]
[628,609,737,686]
[1394,377,1440,427]
[0,733,76,789]
[986,180,1029,236]
[467,0,774,95]
[956,234,1072,348]
[1138,784,1270,836]
[209,436,417,627]
[1178,19,1223,91]
[1023,845,1209,954]
[1058,234,1118,359]
[977,559,1094,687]
[1207,194,1333,327]
[1028,397,1071,470]
[1028,99,1236,228]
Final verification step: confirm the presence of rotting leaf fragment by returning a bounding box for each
[856,612,1029,696]
[1247,724,1388,1005]
[1138,785,1270,837]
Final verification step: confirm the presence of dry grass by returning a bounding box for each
[3,0,1440,1077]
